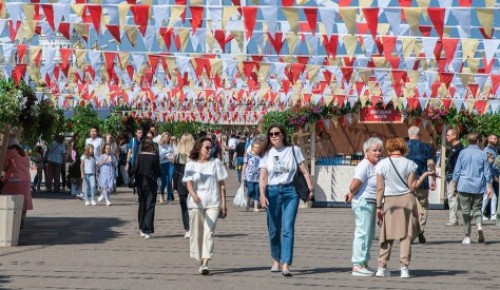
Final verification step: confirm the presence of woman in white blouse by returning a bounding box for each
[259,124,314,277]
[159,133,175,204]
[183,136,228,275]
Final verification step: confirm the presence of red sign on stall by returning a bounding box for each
[359,107,402,123]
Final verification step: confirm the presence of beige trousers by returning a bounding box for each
[378,235,412,267]
[189,208,220,261]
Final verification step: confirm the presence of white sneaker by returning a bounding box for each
[144,234,152,239]
[84,201,90,206]
[139,230,146,237]
[98,195,104,202]
[352,266,374,277]
[482,216,489,221]
[462,236,471,244]
[491,215,497,221]
[184,231,190,238]
[91,200,97,206]
[375,267,390,277]
[106,201,112,206]
[400,266,410,278]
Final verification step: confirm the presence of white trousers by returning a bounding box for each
[189,208,220,261]
[482,190,497,217]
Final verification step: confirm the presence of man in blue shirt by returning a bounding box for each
[406,126,436,243]
[126,128,143,195]
[481,134,498,221]
[452,133,493,244]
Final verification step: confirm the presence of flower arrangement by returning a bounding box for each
[0,80,24,127]
[288,104,325,127]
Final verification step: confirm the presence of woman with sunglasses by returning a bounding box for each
[183,136,228,275]
[259,124,314,277]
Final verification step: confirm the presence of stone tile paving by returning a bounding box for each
[1,170,499,290]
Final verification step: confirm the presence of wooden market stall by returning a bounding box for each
[311,108,446,208]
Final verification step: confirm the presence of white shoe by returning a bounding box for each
[491,214,497,221]
[400,267,410,278]
[184,231,190,238]
[106,201,112,206]
[375,267,390,277]
[144,234,152,239]
[76,193,84,200]
[352,266,374,277]
[139,230,146,237]
[84,201,90,206]
[91,200,97,206]
[462,236,471,244]
[97,195,104,202]
[482,216,489,221]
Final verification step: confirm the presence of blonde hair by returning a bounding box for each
[175,133,195,156]
[83,144,94,159]
[159,132,171,145]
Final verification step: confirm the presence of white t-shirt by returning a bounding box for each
[352,159,377,201]
[375,157,417,196]
[228,138,238,150]
[80,155,96,174]
[259,146,304,186]
[183,158,228,209]
[85,137,104,159]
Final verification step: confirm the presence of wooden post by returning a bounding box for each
[310,122,316,176]
[440,123,447,203]
[0,126,10,175]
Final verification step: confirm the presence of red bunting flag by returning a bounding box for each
[439,72,454,89]
[267,32,284,55]
[59,22,71,40]
[242,6,257,39]
[86,5,102,33]
[16,44,27,63]
[106,25,121,43]
[130,4,150,36]
[41,4,55,31]
[303,8,317,36]
[9,20,21,42]
[323,35,339,58]
[441,38,459,64]
[362,8,379,39]
[190,6,204,34]
[381,36,397,60]
[474,100,488,115]
[427,8,445,39]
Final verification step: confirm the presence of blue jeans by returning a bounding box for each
[246,181,259,201]
[266,184,299,265]
[236,157,244,183]
[351,197,376,266]
[160,162,174,201]
[84,174,96,201]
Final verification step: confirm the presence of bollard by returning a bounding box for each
[0,195,24,247]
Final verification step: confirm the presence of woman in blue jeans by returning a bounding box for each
[344,137,383,277]
[259,124,314,277]
[159,133,175,204]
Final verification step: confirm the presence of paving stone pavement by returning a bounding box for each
[1,170,499,290]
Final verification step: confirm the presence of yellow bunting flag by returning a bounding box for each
[461,39,479,59]
[169,6,185,27]
[476,8,494,38]
[283,8,299,35]
[286,32,299,55]
[343,35,358,59]
[71,4,86,17]
[124,26,137,47]
[223,6,237,30]
[118,3,129,29]
[403,7,422,34]
[339,8,357,35]
[230,30,245,52]
[176,28,191,52]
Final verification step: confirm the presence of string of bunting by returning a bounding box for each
[0,0,498,123]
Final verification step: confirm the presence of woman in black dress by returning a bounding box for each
[132,137,161,239]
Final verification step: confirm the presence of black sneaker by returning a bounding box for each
[418,232,426,244]
[478,229,485,243]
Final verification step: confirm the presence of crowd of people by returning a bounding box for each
[1,123,498,279]
[345,127,499,279]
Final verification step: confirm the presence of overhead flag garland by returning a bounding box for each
[0,0,498,124]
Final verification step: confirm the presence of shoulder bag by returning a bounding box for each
[387,157,424,220]
[291,146,309,202]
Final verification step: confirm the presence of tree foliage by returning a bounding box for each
[70,105,101,154]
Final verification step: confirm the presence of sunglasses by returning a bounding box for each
[269,131,282,137]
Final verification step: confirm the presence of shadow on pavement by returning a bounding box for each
[18,217,126,246]
[411,269,468,277]
[211,266,270,274]
[293,267,352,275]
[31,191,76,200]
[426,240,500,245]
[215,233,248,238]
[0,274,10,288]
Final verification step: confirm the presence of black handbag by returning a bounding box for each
[128,175,136,189]
[291,146,309,202]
